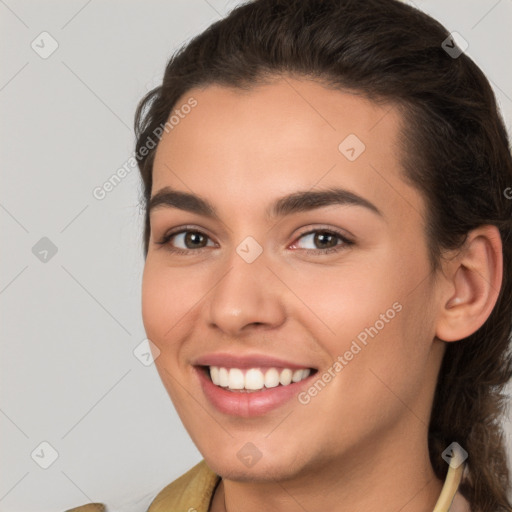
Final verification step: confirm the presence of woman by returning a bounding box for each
[68,0,512,510]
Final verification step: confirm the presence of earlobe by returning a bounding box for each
[435,225,503,343]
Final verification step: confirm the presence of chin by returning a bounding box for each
[202,450,307,483]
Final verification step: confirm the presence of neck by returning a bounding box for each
[211,422,444,512]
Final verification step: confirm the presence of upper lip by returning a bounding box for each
[192,352,317,370]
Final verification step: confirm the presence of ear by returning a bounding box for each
[435,225,503,342]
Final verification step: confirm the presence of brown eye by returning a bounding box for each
[312,231,339,249]
[181,231,208,249]
[292,228,354,255]
[155,227,216,255]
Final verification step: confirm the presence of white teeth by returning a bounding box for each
[210,366,220,385]
[279,368,293,386]
[228,368,245,389]
[219,367,229,387]
[291,369,304,382]
[207,366,312,391]
[264,368,280,388]
[245,368,264,390]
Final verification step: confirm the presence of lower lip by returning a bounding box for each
[195,367,315,417]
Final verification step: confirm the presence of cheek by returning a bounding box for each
[299,250,428,385]
[141,262,200,408]
[281,257,400,345]
[141,261,194,345]
[141,265,167,340]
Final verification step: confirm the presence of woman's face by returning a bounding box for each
[141,77,446,481]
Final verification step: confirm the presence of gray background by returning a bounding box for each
[1,0,511,510]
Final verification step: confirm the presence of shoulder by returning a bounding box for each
[147,459,221,512]
[64,505,106,512]
[62,460,220,512]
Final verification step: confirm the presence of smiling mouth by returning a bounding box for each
[199,365,318,392]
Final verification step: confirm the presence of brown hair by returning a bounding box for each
[134,0,512,509]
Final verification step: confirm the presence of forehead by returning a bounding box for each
[156,77,397,160]
[151,76,426,227]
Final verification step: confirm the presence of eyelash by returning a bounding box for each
[155,225,354,256]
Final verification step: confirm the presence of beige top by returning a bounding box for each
[65,459,471,512]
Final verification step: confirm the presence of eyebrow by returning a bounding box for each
[148,186,383,220]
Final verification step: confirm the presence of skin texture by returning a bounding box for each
[141,76,502,512]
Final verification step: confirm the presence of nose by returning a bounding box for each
[206,247,287,337]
